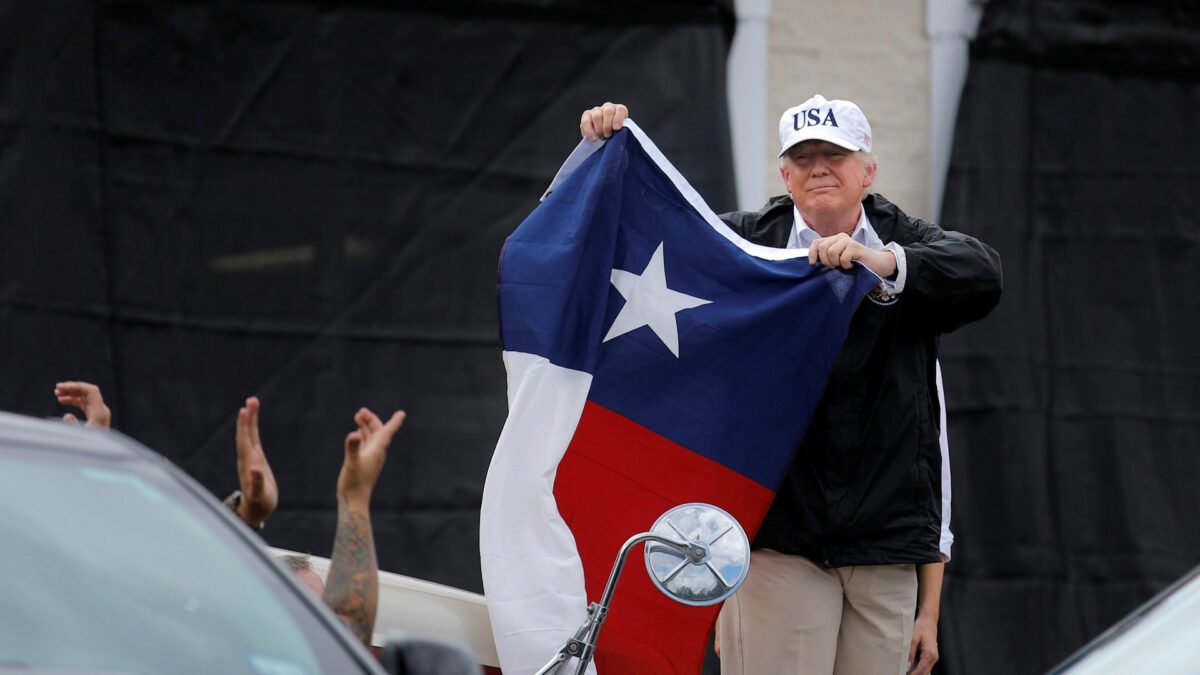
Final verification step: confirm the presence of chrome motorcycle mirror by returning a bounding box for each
[644,502,750,606]
[535,502,750,675]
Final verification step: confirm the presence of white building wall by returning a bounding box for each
[727,0,773,212]
[765,0,932,219]
[928,0,985,220]
[726,1,983,221]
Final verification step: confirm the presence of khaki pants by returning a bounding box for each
[718,550,917,675]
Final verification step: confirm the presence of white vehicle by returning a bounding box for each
[0,410,745,675]
[273,546,500,671]
[1047,565,1200,675]
[287,502,750,675]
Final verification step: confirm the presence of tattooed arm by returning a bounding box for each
[323,407,406,645]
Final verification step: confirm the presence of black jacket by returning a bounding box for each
[721,193,1002,567]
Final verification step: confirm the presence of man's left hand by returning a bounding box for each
[808,233,897,279]
[907,613,939,675]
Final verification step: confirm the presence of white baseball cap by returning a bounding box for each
[778,94,873,156]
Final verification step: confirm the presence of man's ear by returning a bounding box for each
[862,161,877,189]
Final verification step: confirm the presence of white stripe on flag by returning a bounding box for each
[480,351,598,675]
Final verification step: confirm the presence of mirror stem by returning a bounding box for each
[573,533,690,674]
[536,532,690,675]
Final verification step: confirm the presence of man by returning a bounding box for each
[581,96,1001,675]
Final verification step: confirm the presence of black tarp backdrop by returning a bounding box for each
[938,0,1200,672]
[0,0,736,593]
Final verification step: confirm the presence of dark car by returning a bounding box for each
[0,410,393,675]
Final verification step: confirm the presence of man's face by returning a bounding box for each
[779,140,875,229]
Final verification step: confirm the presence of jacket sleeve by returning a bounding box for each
[899,218,1003,334]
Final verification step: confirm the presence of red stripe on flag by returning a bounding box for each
[553,401,777,674]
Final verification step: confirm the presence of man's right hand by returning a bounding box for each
[580,102,629,141]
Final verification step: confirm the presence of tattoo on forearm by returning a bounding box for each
[323,503,378,645]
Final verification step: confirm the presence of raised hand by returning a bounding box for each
[54,381,112,429]
[234,397,278,528]
[580,102,629,141]
[337,408,406,508]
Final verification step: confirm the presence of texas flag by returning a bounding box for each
[480,121,877,674]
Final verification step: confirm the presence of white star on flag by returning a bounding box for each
[603,242,712,357]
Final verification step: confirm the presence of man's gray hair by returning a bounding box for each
[279,553,314,573]
[858,151,878,198]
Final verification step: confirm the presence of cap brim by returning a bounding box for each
[779,128,862,156]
